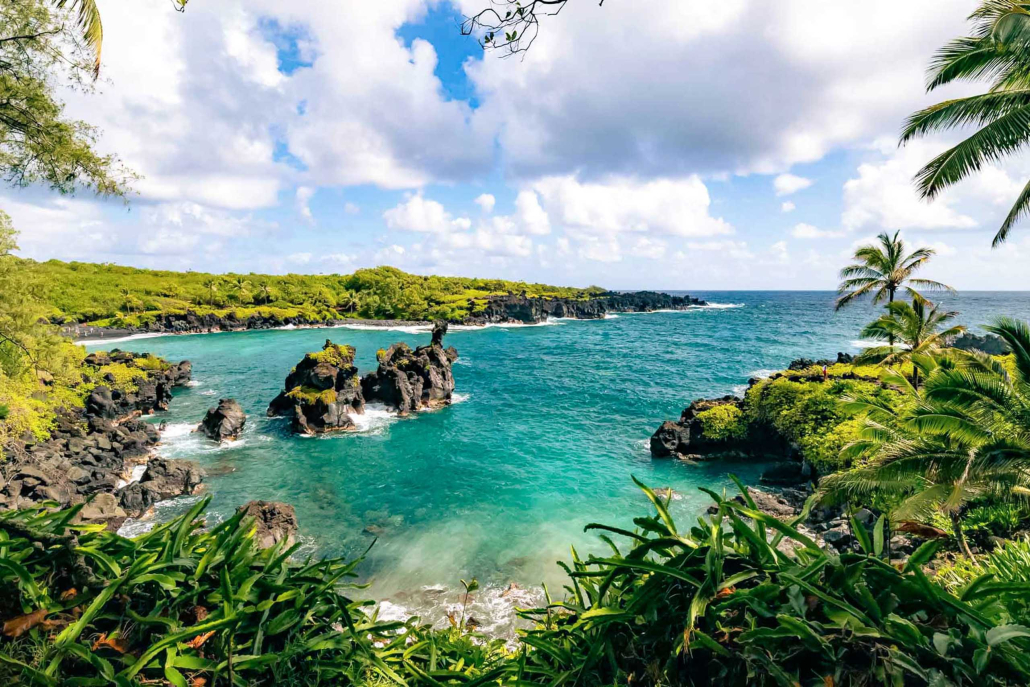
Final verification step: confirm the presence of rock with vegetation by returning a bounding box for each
[198,398,246,442]
[361,321,459,414]
[237,500,298,549]
[649,396,764,459]
[466,290,707,324]
[83,350,192,418]
[267,340,365,434]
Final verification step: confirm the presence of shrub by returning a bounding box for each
[94,363,148,392]
[696,404,745,441]
[286,385,337,405]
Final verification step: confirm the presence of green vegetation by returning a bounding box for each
[835,231,953,311]
[286,386,338,405]
[4,483,1030,685]
[696,403,746,441]
[741,369,903,472]
[822,320,1030,558]
[903,1,1030,246]
[855,299,966,385]
[20,260,604,326]
[0,0,132,197]
[307,344,356,367]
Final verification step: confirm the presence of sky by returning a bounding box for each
[7,0,1030,290]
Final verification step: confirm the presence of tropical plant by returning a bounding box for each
[256,281,275,305]
[902,1,1030,246]
[5,483,1030,685]
[835,231,953,312]
[824,319,1030,557]
[0,0,133,196]
[855,298,966,386]
[231,276,252,305]
[202,278,221,306]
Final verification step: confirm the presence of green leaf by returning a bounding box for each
[986,624,1030,647]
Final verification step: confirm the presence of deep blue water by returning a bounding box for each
[84,291,1030,631]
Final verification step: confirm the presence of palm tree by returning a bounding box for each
[836,231,954,311]
[823,327,1030,557]
[855,299,966,387]
[257,282,274,305]
[902,1,1030,246]
[54,1,104,78]
[202,278,221,307]
[231,276,251,305]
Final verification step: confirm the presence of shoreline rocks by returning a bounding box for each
[199,398,246,442]
[61,290,707,339]
[0,351,201,526]
[267,340,366,434]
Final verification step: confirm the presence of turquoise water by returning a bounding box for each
[84,291,1030,631]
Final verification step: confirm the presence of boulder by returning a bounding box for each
[199,398,246,442]
[267,341,365,434]
[80,493,127,522]
[237,501,298,549]
[361,321,458,414]
[649,421,691,458]
[118,458,204,516]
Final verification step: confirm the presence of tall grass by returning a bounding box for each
[3,481,1030,685]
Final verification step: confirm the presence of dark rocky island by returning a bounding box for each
[268,322,459,434]
[362,321,458,414]
[0,350,200,527]
[198,398,247,442]
[465,291,707,325]
[267,341,366,434]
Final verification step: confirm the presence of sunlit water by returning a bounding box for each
[84,291,1030,633]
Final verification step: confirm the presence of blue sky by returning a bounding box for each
[7,0,1030,290]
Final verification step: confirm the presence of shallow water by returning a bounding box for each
[85,291,1030,630]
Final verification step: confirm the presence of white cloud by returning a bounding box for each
[629,237,666,259]
[842,141,980,231]
[383,192,469,233]
[774,173,813,196]
[344,202,361,215]
[781,201,796,213]
[287,252,313,264]
[296,186,315,223]
[514,190,551,235]
[474,193,496,213]
[532,175,731,238]
[791,222,845,239]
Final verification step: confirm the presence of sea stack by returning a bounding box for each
[361,321,459,414]
[199,398,246,442]
[267,340,365,434]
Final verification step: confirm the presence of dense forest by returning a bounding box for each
[20,259,604,325]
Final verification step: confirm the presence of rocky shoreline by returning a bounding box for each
[62,291,707,340]
[0,350,202,529]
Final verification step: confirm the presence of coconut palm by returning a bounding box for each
[855,299,966,386]
[54,0,104,78]
[202,278,221,307]
[257,282,274,305]
[231,276,251,305]
[902,1,1030,246]
[835,231,953,311]
[823,326,1030,557]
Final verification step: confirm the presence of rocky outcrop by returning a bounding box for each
[117,458,205,516]
[649,396,789,460]
[787,352,853,371]
[948,332,1009,355]
[237,500,298,549]
[361,321,458,414]
[84,350,192,418]
[465,290,707,325]
[1,351,199,523]
[199,398,246,442]
[267,341,365,434]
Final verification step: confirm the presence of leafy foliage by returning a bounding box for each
[4,484,1030,685]
[0,0,133,196]
[20,260,602,325]
[903,1,1030,245]
[696,404,746,441]
[855,298,966,384]
[836,231,953,310]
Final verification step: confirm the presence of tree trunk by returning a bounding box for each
[888,287,895,348]
[951,511,973,558]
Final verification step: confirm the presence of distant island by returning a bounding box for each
[18,259,706,338]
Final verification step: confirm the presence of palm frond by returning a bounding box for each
[56,0,104,78]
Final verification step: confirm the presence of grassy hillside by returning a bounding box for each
[21,259,604,325]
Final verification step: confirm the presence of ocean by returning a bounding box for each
[84,291,1030,634]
